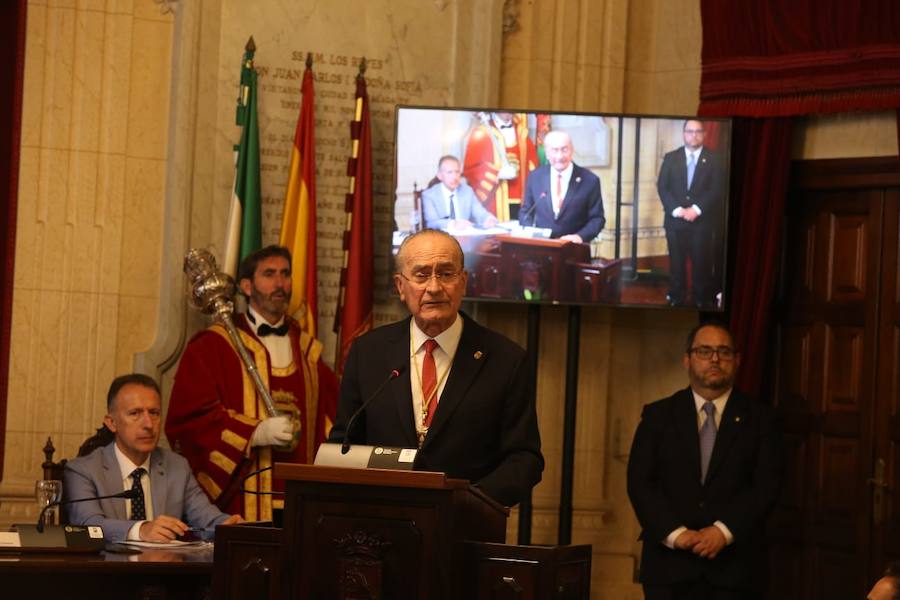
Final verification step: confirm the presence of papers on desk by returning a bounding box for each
[118,539,208,549]
[0,532,20,547]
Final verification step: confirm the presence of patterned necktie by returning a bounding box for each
[699,402,717,483]
[130,467,147,520]
[448,193,455,219]
[687,152,697,189]
[422,339,439,427]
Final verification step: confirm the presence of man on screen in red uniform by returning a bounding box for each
[166,245,338,521]
[463,112,538,222]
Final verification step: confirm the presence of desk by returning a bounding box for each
[0,546,213,600]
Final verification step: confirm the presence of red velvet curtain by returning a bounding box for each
[702,1,900,116]
[699,0,900,395]
[0,0,26,479]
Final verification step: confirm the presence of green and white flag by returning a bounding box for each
[223,36,262,276]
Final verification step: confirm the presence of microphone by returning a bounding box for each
[37,488,139,533]
[341,362,408,455]
[519,199,537,227]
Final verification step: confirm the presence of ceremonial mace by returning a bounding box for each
[183,249,298,450]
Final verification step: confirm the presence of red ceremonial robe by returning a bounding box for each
[166,314,338,520]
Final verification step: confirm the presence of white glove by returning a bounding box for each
[250,415,294,447]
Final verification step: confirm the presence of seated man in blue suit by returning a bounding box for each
[65,374,242,542]
[422,155,498,231]
[519,130,605,243]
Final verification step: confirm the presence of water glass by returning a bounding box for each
[35,479,62,526]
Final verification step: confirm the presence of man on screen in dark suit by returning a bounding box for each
[65,374,242,543]
[329,229,543,507]
[519,130,605,243]
[627,322,783,599]
[657,119,725,308]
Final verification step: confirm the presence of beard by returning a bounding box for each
[251,287,291,319]
[691,364,734,392]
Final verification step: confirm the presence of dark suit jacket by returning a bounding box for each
[626,388,783,591]
[64,443,229,542]
[519,164,605,242]
[656,146,724,232]
[328,313,543,506]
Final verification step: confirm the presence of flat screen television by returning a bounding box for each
[392,106,731,310]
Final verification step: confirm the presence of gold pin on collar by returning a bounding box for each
[474,351,483,360]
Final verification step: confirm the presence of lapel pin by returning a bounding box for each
[701,158,707,163]
[474,351,483,360]
[575,177,581,183]
[734,416,741,423]
[540,192,547,198]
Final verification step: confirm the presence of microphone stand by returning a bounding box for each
[341,364,407,454]
[37,488,139,533]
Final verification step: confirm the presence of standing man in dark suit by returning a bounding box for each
[329,229,543,506]
[657,119,725,308]
[627,322,783,599]
[519,130,605,243]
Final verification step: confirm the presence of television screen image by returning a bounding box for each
[392,107,732,310]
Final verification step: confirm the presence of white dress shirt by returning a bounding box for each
[441,184,458,220]
[247,305,292,368]
[112,443,154,541]
[550,163,574,218]
[409,315,463,435]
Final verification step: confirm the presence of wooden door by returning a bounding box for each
[769,157,900,599]
[874,188,900,574]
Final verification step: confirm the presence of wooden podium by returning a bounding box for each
[215,463,508,600]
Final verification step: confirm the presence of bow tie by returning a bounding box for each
[257,322,289,337]
[499,123,514,129]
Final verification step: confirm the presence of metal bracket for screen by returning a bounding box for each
[314,442,417,470]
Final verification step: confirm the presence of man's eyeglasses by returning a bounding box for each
[688,345,736,360]
[399,270,462,287]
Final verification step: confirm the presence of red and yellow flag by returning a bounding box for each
[333,60,374,374]
[279,55,318,336]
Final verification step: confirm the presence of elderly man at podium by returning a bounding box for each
[329,229,543,506]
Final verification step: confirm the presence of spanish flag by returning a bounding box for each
[279,54,318,336]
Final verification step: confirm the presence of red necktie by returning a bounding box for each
[422,339,439,427]
[556,172,564,211]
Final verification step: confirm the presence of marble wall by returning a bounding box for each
[1,0,174,525]
[483,1,704,596]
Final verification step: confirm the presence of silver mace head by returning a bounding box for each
[183,248,236,320]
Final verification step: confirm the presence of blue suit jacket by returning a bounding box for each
[64,443,229,542]
[421,181,493,230]
[519,164,605,242]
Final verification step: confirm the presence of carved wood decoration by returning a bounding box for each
[335,530,392,600]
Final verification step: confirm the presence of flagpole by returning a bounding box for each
[333,58,374,372]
